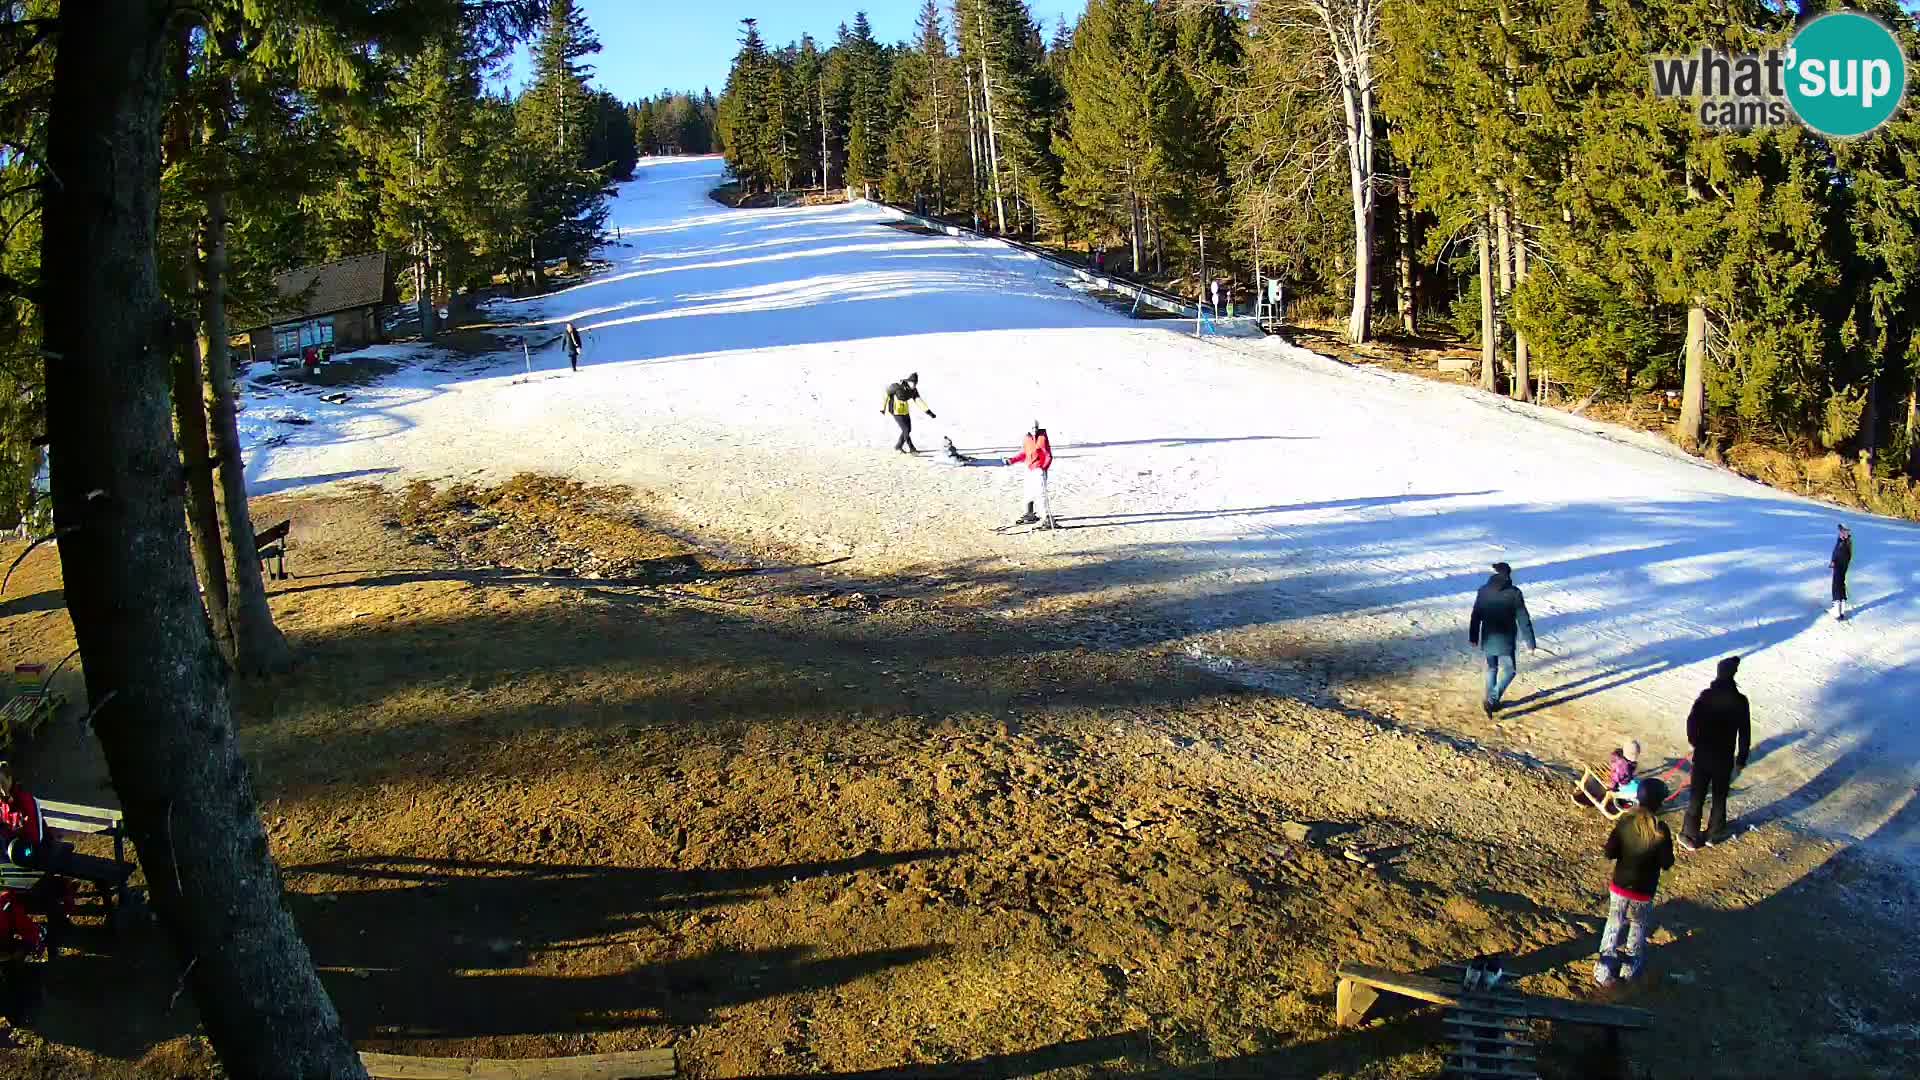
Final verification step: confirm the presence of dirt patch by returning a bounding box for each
[248,353,403,393]
[1,479,1914,1077]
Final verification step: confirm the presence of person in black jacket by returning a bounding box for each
[1682,655,1751,849]
[1468,562,1536,715]
[1830,524,1853,621]
[563,322,584,373]
[1593,777,1673,986]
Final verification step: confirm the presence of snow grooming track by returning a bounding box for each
[242,155,1920,867]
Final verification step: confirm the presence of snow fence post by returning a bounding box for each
[523,340,531,377]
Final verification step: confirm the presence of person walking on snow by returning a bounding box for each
[1468,561,1535,716]
[1593,776,1673,986]
[1005,422,1054,529]
[1681,655,1750,850]
[883,373,935,453]
[563,322,584,373]
[1830,523,1853,620]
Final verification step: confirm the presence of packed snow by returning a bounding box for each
[242,155,1920,862]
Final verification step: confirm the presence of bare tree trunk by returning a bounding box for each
[963,66,981,213]
[1495,195,1514,370]
[1478,209,1497,392]
[979,56,1007,233]
[1510,214,1530,402]
[1396,171,1415,335]
[1128,192,1143,274]
[1908,382,1919,479]
[39,4,362,1076]
[1676,302,1708,451]
[175,326,234,659]
[201,66,291,676]
[1341,82,1375,344]
[164,31,232,659]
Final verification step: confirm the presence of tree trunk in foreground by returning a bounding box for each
[202,185,292,676]
[1510,219,1530,402]
[174,328,234,659]
[201,66,291,676]
[38,3,362,1077]
[1396,172,1416,336]
[1478,210,1497,392]
[164,32,233,660]
[1676,302,1708,451]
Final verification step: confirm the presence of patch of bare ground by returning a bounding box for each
[0,476,1913,1077]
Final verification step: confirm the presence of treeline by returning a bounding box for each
[0,2,623,1069]
[717,0,1920,485]
[630,90,721,156]
[0,0,625,531]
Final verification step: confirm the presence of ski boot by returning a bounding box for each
[1037,516,1059,530]
[1014,501,1039,526]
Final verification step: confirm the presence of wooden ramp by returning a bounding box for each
[360,1049,676,1079]
[1336,962,1650,1077]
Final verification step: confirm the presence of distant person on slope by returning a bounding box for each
[1467,561,1536,716]
[1830,523,1853,621]
[563,322,584,373]
[1004,421,1054,529]
[882,373,935,453]
[1593,776,1673,986]
[1681,655,1750,850]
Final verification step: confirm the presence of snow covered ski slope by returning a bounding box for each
[244,155,1920,861]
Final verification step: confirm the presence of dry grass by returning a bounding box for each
[0,478,1913,1078]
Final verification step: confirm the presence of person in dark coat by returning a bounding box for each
[1593,777,1673,986]
[882,373,935,453]
[1681,655,1751,849]
[1830,524,1853,621]
[1467,561,1536,715]
[563,322,584,373]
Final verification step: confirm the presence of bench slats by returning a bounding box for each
[1336,962,1652,1031]
[35,798,123,834]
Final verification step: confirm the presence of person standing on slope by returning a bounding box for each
[1004,421,1055,529]
[1468,561,1536,716]
[1593,777,1673,986]
[1830,523,1853,621]
[883,373,935,453]
[563,321,584,373]
[1681,655,1751,850]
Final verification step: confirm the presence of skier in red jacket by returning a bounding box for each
[1004,422,1055,529]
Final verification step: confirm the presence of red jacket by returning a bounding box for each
[0,785,43,848]
[1007,432,1052,471]
[0,889,41,954]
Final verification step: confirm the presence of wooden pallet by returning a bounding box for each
[1444,995,1538,1079]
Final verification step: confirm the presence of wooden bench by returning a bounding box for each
[359,1048,676,1079]
[1336,962,1651,1031]
[256,518,292,580]
[0,662,65,749]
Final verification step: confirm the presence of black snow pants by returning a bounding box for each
[893,413,916,452]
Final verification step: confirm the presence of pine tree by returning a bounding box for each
[1054,0,1180,271]
[720,19,777,191]
[842,12,893,191]
[883,0,961,209]
[518,0,612,271]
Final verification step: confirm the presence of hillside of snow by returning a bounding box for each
[240,155,1920,861]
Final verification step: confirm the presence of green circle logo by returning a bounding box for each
[1786,12,1908,138]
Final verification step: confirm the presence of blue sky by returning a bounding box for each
[501,1,1083,103]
